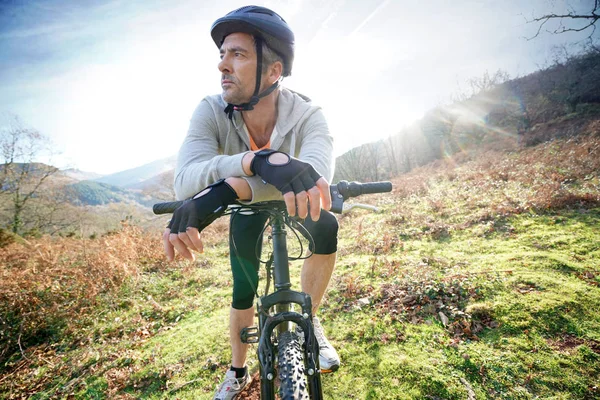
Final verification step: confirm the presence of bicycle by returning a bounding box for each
[153,180,392,399]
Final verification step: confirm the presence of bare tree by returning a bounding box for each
[334,144,381,182]
[366,142,381,181]
[383,135,400,177]
[1,116,59,234]
[527,0,599,40]
[468,70,511,95]
[453,69,511,101]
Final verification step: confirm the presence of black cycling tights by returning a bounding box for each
[229,209,338,310]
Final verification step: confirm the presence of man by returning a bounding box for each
[162,6,340,399]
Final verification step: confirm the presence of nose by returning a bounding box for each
[218,54,231,74]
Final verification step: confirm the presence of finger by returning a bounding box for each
[186,227,204,254]
[316,177,332,211]
[298,173,319,220]
[170,214,182,234]
[290,178,306,195]
[178,231,199,252]
[279,183,293,195]
[163,229,175,261]
[299,174,317,192]
[295,191,309,219]
[307,186,322,221]
[169,233,195,261]
[283,191,296,216]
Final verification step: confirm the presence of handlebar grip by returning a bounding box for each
[336,180,392,199]
[353,181,393,195]
[152,200,185,215]
[330,180,393,213]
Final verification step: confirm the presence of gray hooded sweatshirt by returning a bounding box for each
[174,87,334,202]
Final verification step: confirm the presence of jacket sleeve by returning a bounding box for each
[174,99,249,200]
[296,108,335,182]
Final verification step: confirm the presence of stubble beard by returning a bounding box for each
[222,89,245,105]
[221,76,250,105]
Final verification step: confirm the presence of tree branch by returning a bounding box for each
[526,0,599,40]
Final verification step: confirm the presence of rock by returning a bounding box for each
[358,297,370,306]
[439,311,449,326]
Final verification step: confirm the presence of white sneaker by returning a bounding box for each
[312,317,340,372]
[213,369,251,400]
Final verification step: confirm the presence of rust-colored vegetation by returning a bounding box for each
[386,132,600,239]
[0,224,166,366]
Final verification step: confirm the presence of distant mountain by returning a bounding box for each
[2,161,166,208]
[94,155,176,188]
[61,168,103,181]
[128,167,173,189]
[66,180,157,207]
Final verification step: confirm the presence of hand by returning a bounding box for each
[163,179,237,261]
[250,150,331,220]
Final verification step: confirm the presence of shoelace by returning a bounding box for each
[312,319,328,348]
[218,375,243,393]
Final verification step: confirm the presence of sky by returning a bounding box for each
[0,0,598,175]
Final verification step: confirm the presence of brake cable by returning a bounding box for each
[228,206,316,307]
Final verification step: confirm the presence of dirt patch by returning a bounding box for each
[576,269,599,287]
[237,372,263,400]
[547,334,600,354]
[515,282,542,294]
[373,271,506,339]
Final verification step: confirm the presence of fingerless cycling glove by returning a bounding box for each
[168,179,237,234]
[250,149,322,195]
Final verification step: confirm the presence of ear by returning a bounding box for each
[267,61,283,84]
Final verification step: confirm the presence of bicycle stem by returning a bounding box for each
[270,213,292,335]
[271,213,291,291]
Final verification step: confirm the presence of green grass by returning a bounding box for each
[315,208,600,399]
[3,208,599,399]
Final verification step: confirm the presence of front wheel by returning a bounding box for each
[278,331,309,399]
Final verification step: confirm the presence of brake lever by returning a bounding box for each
[330,183,344,214]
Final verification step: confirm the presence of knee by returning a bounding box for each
[232,279,256,309]
[317,210,338,238]
[232,293,255,310]
[306,210,338,254]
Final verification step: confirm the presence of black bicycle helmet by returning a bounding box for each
[211,6,295,118]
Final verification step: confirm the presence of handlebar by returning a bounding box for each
[152,180,393,215]
[329,180,392,213]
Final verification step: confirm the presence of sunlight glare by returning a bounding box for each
[59,29,216,174]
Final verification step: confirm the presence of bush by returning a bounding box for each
[0,228,15,248]
[0,224,166,366]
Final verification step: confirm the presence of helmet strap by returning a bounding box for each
[224,36,280,120]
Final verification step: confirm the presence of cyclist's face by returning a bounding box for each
[218,33,257,105]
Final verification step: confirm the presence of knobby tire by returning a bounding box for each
[277,331,309,399]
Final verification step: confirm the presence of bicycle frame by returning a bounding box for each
[240,202,323,399]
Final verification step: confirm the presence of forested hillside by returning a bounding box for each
[68,180,156,207]
[334,48,600,182]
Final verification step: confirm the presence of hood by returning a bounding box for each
[218,87,316,137]
[274,87,314,136]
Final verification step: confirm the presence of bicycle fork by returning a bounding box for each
[241,214,323,399]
